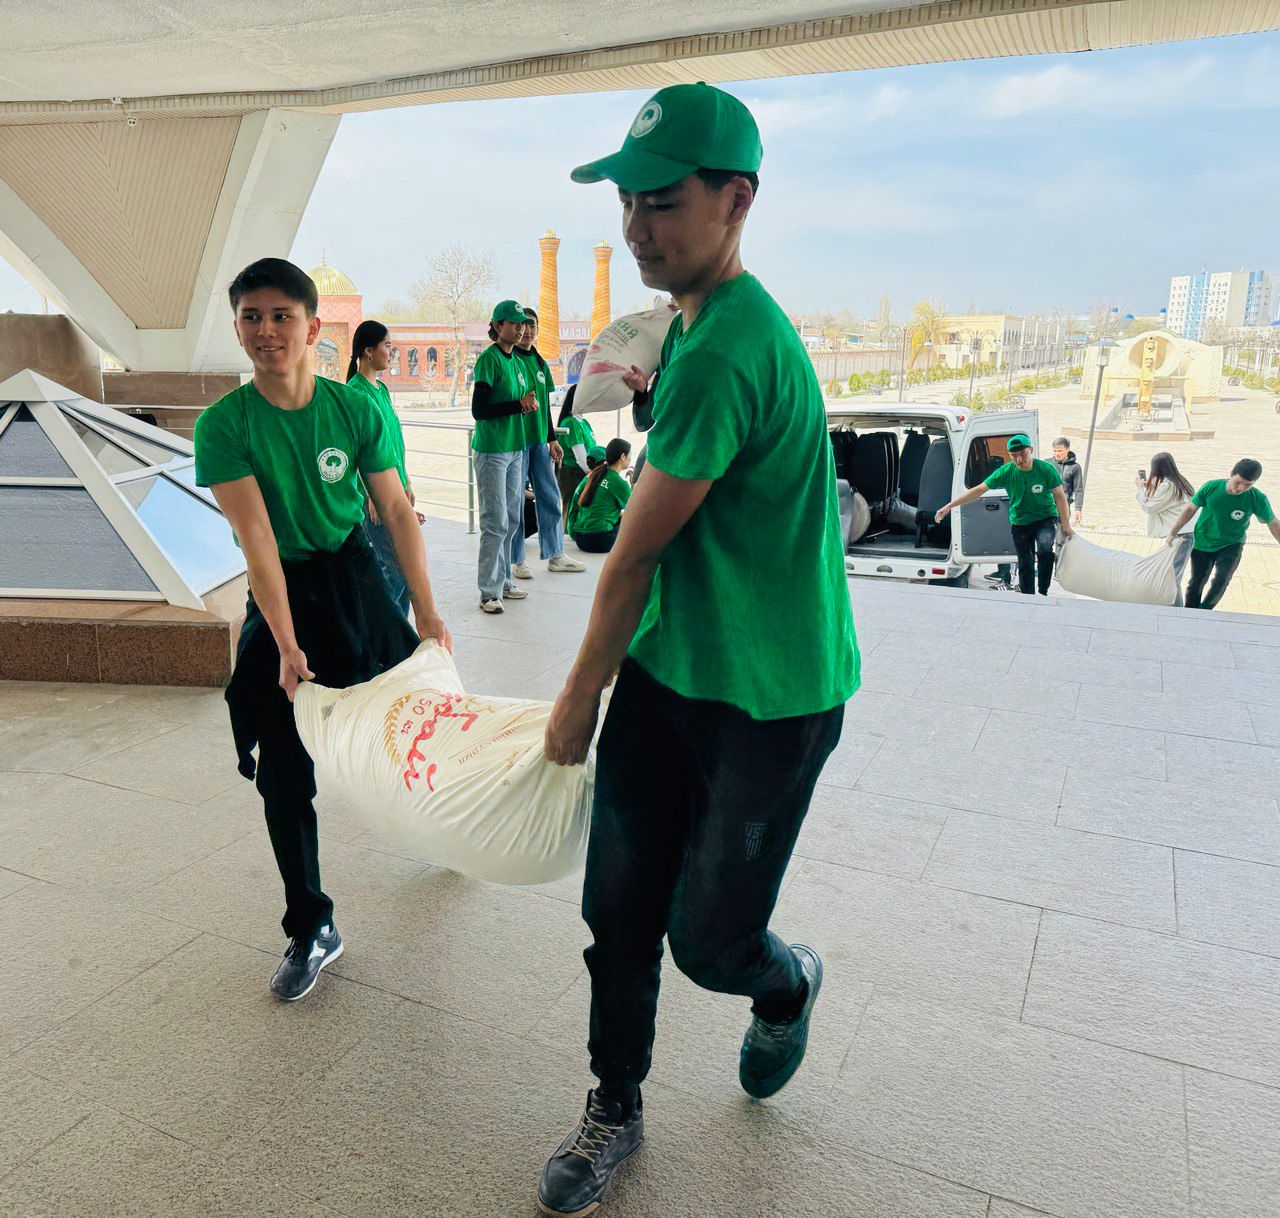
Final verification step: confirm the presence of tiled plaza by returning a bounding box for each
[1,521,1279,1217]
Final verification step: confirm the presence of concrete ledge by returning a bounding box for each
[1094,429,1216,441]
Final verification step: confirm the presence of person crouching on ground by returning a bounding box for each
[511,307,587,579]
[567,438,631,553]
[471,300,537,614]
[347,317,423,616]
[556,385,607,518]
[935,433,1074,595]
[536,83,860,1217]
[1166,458,1279,610]
[194,258,451,1003]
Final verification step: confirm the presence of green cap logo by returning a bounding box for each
[630,101,662,138]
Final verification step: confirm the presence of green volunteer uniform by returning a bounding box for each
[1191,479,1275,551]
[470,345,530,453]
[561,415,606,470]
[518,348,554,448]
[985,459,1063,524]
[628,272,860,719]
[194,376,397,560]
[349,372,408,488]
[569,468,631,536]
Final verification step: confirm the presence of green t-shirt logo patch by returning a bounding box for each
[1031,483,1045,494]
[631,101,662,137]
[537,370,545,383]
[1231,509,1245,520]
[318,447,349,483]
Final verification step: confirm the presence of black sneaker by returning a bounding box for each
[537,1091,643,1217]
[738,944,823,1100]
[269,923,343,1002]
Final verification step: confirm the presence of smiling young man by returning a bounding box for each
[194,258,451,1002]
[936,433,1074,595]
[1166,458,1278,610]
[536,84,859,1217]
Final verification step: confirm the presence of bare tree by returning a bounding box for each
[409,244,499,406]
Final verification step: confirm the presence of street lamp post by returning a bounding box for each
[1081,337,1117,493]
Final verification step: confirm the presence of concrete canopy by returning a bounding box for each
[0,0,1275,374]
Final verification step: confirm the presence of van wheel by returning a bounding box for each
[937,569,971,588]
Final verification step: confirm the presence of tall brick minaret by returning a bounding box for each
[537,230,562,373]
[590,240,613,340]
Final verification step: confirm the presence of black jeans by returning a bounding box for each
[258,746,333,940]
[1186,543,1244,610]
[1011,518,1058,595]
[573,528,618,554]
[583,660,844,1107]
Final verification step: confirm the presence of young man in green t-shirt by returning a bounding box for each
[936,433,1074,595]
[510,308,586,577]
[194,258,451,1002]
[535,84,859,1217]
[1166,458,1279,609]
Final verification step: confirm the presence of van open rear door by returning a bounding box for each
[952,409,1039,564]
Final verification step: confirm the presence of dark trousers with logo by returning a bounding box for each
[1186,543,1244,611]
[1011,517,1058,595]
[582,660,844,1108]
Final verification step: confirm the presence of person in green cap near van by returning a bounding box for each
[471,299,537,613]
[536,83,860,1217]
[935,433,1074,595]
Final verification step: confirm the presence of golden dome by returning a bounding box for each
[308,261,358,296]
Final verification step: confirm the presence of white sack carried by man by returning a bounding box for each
[294,642,591,885]
[572,299,677,415]
[1055,534,1178,606]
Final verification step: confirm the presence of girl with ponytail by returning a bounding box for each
[346,318,417,613]
[567,437,632,553]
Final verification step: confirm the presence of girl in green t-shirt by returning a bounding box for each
[347,318,417,612]
[554,386,607,518]
[568,438,632,553]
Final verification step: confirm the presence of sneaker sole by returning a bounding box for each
[535,1140,642,1218]
[275,939,344,1003]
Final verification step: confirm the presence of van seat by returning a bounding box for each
[914,437,952,547]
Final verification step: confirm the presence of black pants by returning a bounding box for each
[583,660,844,1106]
[1011,518,1058,595]
[1186,543,1244,610]
[573,528,618,553]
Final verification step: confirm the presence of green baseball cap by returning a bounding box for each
[1007,434,1032,451]
[491,299,531,325]
[571,83,763,192]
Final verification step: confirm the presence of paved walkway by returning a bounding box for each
[1,523,1279,1216]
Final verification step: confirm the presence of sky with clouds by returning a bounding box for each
[2,33,1277,325]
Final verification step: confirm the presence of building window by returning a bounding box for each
[408,348,419,377]
[390,346,401,375]
[426,347,438,375]
[316,337,340,380]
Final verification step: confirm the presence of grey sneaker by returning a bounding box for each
[547,555,586,573]
[512,562,534,579]
[480,598,504,614]
[738,944,822,1099]
[269,923,343,1002]
[504,585,528,600]
[537,1091,643,1217]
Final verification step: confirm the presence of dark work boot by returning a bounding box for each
[738,944,823,1099]
[537,1091,644,1217]
[269,922,343,1002]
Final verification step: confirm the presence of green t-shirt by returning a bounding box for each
[518,348,554,449]
[471,345,530,454]
[627,272,859,720]
[1191,479,1275,551]
[985,459,1063,525]
[561,415,606,470]
[349,372,408,488]
[569,468,631,535]
[194,376,396,561]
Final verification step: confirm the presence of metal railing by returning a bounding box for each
[398,418,477,533]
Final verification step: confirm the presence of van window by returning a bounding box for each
[965,433,1018,488]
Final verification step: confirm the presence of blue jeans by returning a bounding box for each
[473,449,525,601]
[363,504,411,616]
[512,442,566,563]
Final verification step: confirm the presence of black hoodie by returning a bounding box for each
[1053,450,1084,511]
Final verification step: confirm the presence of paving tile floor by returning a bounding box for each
[1,519,1278,1217]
